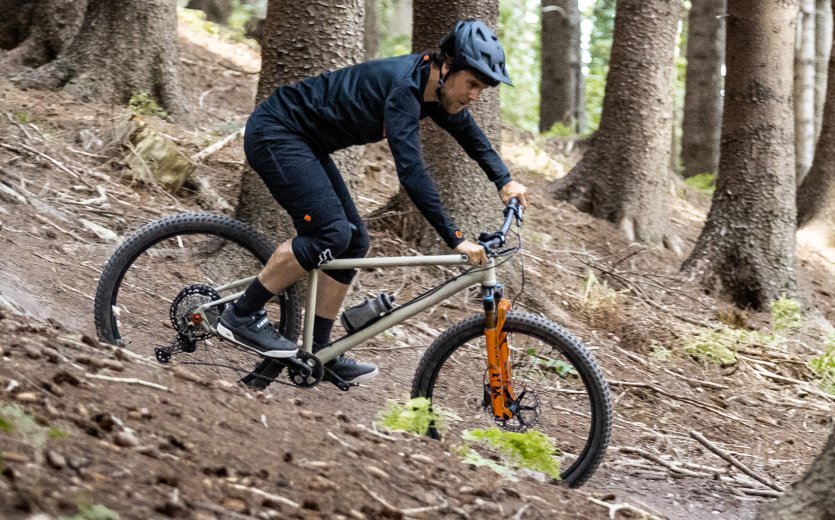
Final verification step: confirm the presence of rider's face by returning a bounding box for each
[439,66,489,114]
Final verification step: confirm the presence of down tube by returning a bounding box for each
[314,270,486,363]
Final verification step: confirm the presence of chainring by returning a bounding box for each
[287,351,324,387]
[170,284,222,341]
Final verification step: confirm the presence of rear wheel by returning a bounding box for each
[94,213,301,386]
[411,312,612,487]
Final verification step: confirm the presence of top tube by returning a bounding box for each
[322,254,469,270]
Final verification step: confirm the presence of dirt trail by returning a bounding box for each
[1,23,834,520]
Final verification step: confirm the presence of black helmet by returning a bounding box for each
[439,19,512,87]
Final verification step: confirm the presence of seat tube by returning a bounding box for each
[303,269,319,353]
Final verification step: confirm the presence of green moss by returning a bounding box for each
[684,173,716,195]
[378,397,448,436]
[128,92,168,119]
[463,427,561,479]
[808,332,835,395]
[770,297,803,332]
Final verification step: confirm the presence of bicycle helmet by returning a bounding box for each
[439,19,513,87]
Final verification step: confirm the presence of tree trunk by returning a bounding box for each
[185,0,233,25]
[539,0,581,134]
[759,426,835,520]
[382,0,502,251]
[236,0,365,242]
[0,0,35,50]
[365,0,380,60]
[815,0,832,138]
[798,9,835,246]
[681,0,726,178]
[552,0,683,253]
[796,0,817,185]
[681,0,799,310]
[15,0,187,117]
[0,0,84,68]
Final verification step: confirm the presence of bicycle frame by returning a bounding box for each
[199,254,499,364]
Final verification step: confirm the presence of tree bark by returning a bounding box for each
[0,0,84,69]
[236,0,365,242]
[552,0,683,253]
[815,0,832,138]
[14,0,187,117]
[797,8,835,246]
[681,0,800,310]
[381,0,502,251]
[365,0,380,60]
[539,0,582,134]
[759,426,835,520]
[796,0,817,185]
[681,0,726,178]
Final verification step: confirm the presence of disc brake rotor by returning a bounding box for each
[483,371,541,432]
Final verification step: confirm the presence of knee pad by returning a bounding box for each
[291,218,353,271]
[324,224,370,284]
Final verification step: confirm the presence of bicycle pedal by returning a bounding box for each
[323,368,355,392]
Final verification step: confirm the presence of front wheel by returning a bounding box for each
[411,312,612,487]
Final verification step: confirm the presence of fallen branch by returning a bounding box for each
[227,483,300,509]
[738,487,782,498]
[617,446,714,478]
[688,430,785,492]
[191,127,244,162]
[609,380,751,426]
[86,374,171,392]
[587,496,665,520]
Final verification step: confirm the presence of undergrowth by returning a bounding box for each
[60,502,120,520]
[579,270,622,312]
[684,173,716,194]
[683,297,805,366]
[0,405,67,464]
[462,427,561,480]
[128,92,168,119]
[808,332,835,394]
[378,397,448,436]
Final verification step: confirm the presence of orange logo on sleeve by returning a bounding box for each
[455,230,463,239]
[304,215,312,222]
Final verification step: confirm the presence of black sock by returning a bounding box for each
[234,278,275,317]
[313,315,335,347]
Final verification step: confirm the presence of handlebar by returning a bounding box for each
[478,197,524,253]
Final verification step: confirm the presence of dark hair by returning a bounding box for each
[427,51,499,87]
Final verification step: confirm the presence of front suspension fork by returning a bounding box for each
[484,286,515,421]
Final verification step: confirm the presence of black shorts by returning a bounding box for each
[243,109,369,284]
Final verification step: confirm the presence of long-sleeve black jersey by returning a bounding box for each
[257,53,512,248]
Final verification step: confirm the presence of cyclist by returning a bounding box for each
[217,19,528,383]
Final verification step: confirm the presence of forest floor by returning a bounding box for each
[1,18,834,520]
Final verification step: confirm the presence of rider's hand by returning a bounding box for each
[499,180,528,208]
[455,240,488,266]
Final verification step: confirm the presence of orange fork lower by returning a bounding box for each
[485,299,515,420]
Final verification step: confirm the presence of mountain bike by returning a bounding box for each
[93,200,612,486]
